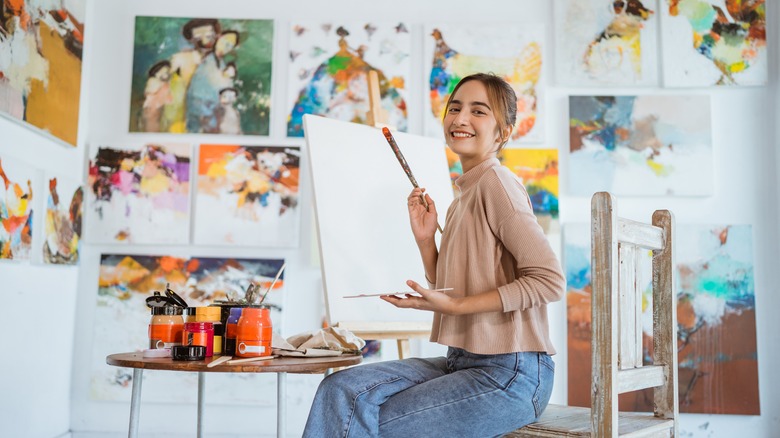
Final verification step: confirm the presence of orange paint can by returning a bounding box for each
[235,307,272,358]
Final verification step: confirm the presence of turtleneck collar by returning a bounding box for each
[455,157,500,193]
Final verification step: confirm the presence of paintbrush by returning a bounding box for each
[258,262,286,305]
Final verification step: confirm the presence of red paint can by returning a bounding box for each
[183,322,214,357]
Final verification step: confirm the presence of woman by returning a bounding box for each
[303,73,564,437]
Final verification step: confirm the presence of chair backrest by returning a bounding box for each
[590,192,679,437]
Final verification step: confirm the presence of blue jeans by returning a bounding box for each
[303,347,555,437]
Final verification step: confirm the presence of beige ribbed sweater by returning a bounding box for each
[430,158,565,354]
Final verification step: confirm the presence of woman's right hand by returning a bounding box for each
[407,187,437,243]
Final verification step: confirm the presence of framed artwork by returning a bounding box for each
[286,21,411,137]
[86,143,191,244]
[194,144,301,247]
[565,223,760,415]
[0,155,36,261]
[129,17,274,135]
[660,0,767,87]
[90,254,286,404]
[568,95,712,196]
[0,0,86,146]
[42,175,83,265]
[498,148,559,235]
[554,0,659,86]
[423,23,545,144]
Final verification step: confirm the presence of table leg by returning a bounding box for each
[277,372,287,438]
[128,369,143,438]
[197,371,205,438]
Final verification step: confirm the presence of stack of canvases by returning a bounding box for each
[1,0,764,417]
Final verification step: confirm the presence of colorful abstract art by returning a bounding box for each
[0,155,35,261]
[424,23,545,143]
[0,0,85,146]
[194,145,301,247]
[498,148,559,234]
[569,95,712,196]
[129,17,273,135]
[43,175,82,265]
[565,223,760,415]
[90,254,285,403]
[287,22,410,137]
[661,0,767,86]
[86,143,191,244]
[554,0,659,86]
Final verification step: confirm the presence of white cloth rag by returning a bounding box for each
[272,327,365,357]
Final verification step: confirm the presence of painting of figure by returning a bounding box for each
[0,0,86,146]
[129,17,273,135]
[43,175,82,265]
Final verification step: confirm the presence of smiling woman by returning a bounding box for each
[303,73,565,437]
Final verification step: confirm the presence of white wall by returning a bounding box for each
[1,0,777,437]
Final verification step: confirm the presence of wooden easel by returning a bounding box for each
[333,70,431,360]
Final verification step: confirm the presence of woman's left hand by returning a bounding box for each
[380,280,460,315]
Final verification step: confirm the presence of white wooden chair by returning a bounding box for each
[508,191,679,437]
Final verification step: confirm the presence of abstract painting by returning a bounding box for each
[129,17,273,135]
[565,223,760,415]
[424,23,545,143]
[0,0,86,146]
[43,175,82,265]
[0,155,35,261]
[86,143,191,244]
[554,0,659,86]
[287,21,411,137]
[498,148,559,235]
[194,145,301,247]
[661,0,767,86]
[91,254,286,404]
[569,95,712,196]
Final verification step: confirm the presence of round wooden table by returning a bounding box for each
[107,352,362,438]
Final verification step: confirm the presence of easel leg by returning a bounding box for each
[278,372,287,438]
[128,369,143,438]
[197,372,205,438]
[397,338,411,360]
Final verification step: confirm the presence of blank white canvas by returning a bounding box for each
[304,115,454,325]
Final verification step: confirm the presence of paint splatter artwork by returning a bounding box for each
[286,22,411,137]
[194,145,301,247]
[43,175,82,265]
[129,17,273,135]
[565,223,760,415]
[86,144,191,244]
[0,0,85,146]
[554,0,659,86]
[90,254,285,403]
[569,95,712,196]
[661,0,767,86]
[424,24,545,143]
[498,148,559,235]
[0,155,34,260]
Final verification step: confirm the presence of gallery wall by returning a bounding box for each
[0,0,778,437]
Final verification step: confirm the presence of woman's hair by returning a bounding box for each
[443,73,517,150]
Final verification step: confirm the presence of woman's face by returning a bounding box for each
[442,80,503,162]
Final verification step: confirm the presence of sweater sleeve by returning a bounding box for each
[482,170,566,312]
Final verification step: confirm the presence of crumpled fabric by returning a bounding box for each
[272,327,365,357]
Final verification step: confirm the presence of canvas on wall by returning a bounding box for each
[0,155,35,261]
[565,223,760,415]
[568,95,712,196]
[660,0,767,87]
[129,16,274,135]
[86,143,191,244]
[194,144,301,247]
[43,175,82,265]
[286,21,411,137]
[423,23,545,144]
[0,0,86,146]
[91,254,286,404]
[554,0,659,86]
[498,148,559,235]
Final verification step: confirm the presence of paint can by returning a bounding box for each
[196,306,224,356]
[148,306,184,349]
[183,322,214,357]
[235,307,272,358]
[224,307,244,356]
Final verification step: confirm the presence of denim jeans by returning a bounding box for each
[303,347,555,438]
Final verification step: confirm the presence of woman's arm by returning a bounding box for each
[407,187,439,284]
